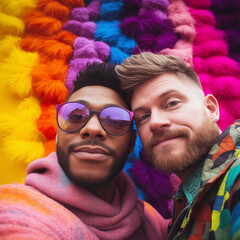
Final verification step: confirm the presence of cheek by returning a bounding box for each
[58,131,74,151]
[115,135,132,152]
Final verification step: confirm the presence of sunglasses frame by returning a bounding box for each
[56,102,134,136]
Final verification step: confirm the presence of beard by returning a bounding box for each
[144,117,221,174]
[56,139,129,190]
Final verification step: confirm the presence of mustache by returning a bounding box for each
[149,129,189,146]
[67,140,115,156]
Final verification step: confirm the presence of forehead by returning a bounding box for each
[68,85,127,109]
[131,73,202,108]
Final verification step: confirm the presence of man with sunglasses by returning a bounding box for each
[0,62,168,239]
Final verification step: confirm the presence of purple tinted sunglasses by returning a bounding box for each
[56,102,134,136]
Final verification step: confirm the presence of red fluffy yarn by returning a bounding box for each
[37,104,58,140]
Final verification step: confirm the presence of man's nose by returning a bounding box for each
[149,109,171,133]
[80,115,107,139]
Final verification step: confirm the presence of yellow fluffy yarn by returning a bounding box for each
[2,137,45,164]
[0,47,38,98]
[0,96,45,159]
[0,12,25,36]
[0,0,37,18]
[0,35,21,60]
[17,96,42,120]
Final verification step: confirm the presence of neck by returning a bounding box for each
[89,179,116,203]
[176,162,200,182]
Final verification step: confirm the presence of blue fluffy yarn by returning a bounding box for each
[95,20,122,45]
[116,35,137,54]
[100,1,125,20]
[109,46,129,64]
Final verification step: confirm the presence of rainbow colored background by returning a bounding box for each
[0,0,240,217]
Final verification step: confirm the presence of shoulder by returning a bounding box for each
[0,183,97,239]
[143,201,170,239]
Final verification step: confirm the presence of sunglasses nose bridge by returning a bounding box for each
[84,110,104,129]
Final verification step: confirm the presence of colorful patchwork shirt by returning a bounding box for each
[168,120,240,240]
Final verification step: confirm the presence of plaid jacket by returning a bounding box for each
[168,120,240,240]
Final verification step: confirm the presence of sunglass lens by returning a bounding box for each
[100,107,131,135]
[58,103,89,132]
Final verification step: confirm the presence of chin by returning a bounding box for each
[68,172,112,189]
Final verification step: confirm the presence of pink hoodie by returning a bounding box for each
[0,152,168,239]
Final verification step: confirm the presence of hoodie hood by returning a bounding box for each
[25,152,146,239]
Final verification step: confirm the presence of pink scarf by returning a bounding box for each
[22,152,167,239]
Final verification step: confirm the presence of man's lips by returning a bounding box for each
[73,146,110,154]
[151,136,180,147]
[72,146,111,161]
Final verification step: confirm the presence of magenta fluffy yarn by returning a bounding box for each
[188,0,240,131]
[184,0,212,9]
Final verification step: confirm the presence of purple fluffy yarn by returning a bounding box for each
[120,9,172,38]
[230,53,240,64]
[71,7,89,22]
[134,31,178,53]
[214,12,240,29]
[87,0,101,20]
[142,0,169,12]
[225,29,240,51]
[63,20,97,38]
[65,58,103,91]
[123,0,141,9]
[94,41,111,60]
[129,150,176,219]
[73,38,110,60]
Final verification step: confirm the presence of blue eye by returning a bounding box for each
[166,100,180,108]
[136,114,150,124]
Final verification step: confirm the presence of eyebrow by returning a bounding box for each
[132,89,180,113]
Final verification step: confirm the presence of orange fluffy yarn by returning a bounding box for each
[44,139,57,156]
[38,1,70,21]
[24,10,62,36]
[57,0,84,8]
[31,60,69,104]
[56,30,76,46]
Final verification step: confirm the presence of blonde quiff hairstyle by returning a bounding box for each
[115,52,203,103]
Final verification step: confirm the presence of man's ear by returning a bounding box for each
[203,94,220,122]
[129,129,136,154]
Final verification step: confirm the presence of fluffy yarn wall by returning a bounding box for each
[0,0,239,219]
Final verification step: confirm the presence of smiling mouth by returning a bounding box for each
[152,136,181,147]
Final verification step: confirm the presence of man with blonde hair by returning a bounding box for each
[116,52,240,239]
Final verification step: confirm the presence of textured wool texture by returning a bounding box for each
[0,152,169,239]
[0,0,240,221]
